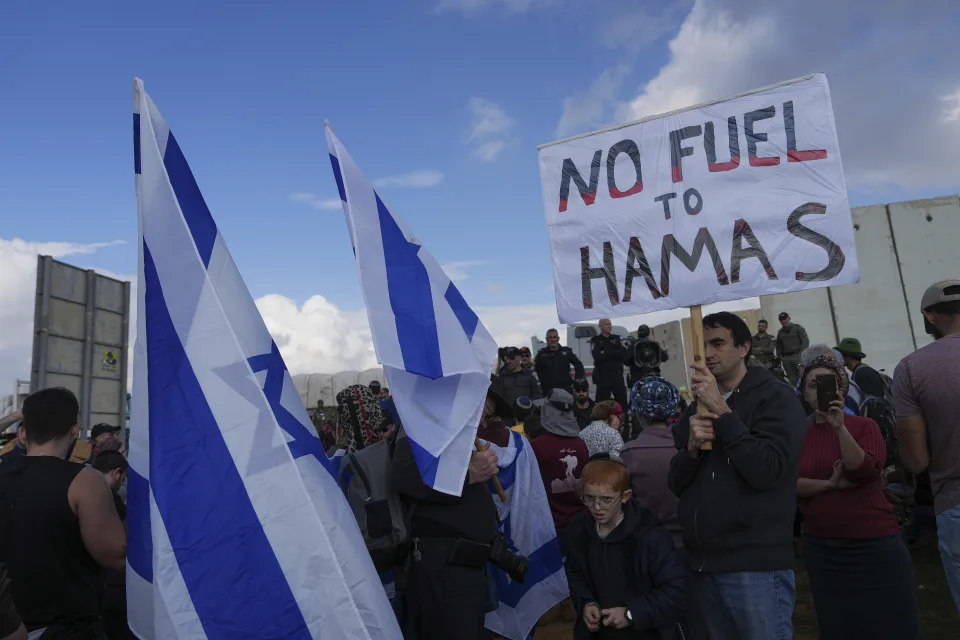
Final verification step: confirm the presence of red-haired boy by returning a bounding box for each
[564,454,690,639]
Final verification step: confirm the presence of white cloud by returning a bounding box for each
[289,193,342,210]
[942,89,960,124]
[0,238,128,390]
[440,260,488,282]
[617,1,960,189]
[467,98,515,162]
[373,170,445,189]
[555,65,630,138]
[473,140,507,162]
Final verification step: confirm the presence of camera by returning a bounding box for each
[488,535,529,583]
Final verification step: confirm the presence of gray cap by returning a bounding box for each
[921,280,960,311]
[539,388,580,438]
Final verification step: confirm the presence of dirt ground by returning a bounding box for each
[530,529,960,639]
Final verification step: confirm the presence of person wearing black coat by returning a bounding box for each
[565,456,690,639]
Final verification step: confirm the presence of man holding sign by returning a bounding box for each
[669,312,807,639]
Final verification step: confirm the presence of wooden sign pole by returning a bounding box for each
[689,304,713,451]
[476,438,508,502]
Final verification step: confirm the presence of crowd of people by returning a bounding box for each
[0,278,957,639]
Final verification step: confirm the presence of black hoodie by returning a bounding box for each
[668,365,807,573]
[564,500,690,640]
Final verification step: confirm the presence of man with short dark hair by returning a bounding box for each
[751,320,776,370]
[572,379,594,430]
[669,312,807,639]
[775,312,809,386]
[535,329,585,396]
[894,279,960,613]
[91,452,134,640]
[499,347,543,408]
[0,388,126,638]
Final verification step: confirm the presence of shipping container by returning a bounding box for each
[30,255,131,437]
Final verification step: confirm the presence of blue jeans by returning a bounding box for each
[689,570,795,640]
[938,503,960,614]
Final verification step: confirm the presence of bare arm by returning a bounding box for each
[896,415,929,474]
[797,478,833,498]
[70,468,127,572]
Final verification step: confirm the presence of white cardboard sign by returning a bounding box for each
[538,74,859,323]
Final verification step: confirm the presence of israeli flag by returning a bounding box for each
[326,124,497,496]
[484,432,569,640]
[129,79,401,639]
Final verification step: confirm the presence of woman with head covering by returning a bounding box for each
[335,385,391,453]
[795,356,920,640]
[620,377,684,548]
[579,400,625,457]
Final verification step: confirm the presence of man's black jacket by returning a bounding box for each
[565,500,689,639]
[590,334,627,386]
[392,435,497,544]
[668,366,806,573]
[534,346,585,393]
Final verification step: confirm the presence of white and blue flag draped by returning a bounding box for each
[129,79,401,640]
[483,432,568,640]
[326,124,498,497]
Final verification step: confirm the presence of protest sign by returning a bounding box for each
[538,73,858,323]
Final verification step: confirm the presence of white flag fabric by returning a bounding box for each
[128,79,401,640]
[483,432,569,640]
[326,124,498,497]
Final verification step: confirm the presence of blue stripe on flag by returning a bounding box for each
[126,467,152,583]
[143,241,309,638]
[247,342,333,473]
[163,133,218,268]
[376,193,443,379]
[408,436,440,489]
[133,114,141,175]
[329,154,347,202]
[444,282,479,342]
[492,533,564,608]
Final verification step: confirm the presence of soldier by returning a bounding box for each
[752,319,777,369]
[590,319,628,412]
[776,313,809,386]
[535,329,586,395]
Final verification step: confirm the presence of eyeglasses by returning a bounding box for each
[580,493,620,508]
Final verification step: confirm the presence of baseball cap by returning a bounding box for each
[505,347,522,358]
[921,280,960,311]
[519,346,531,356]
[91,423,120,440]
[778,312,789,320]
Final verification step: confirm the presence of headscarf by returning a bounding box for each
[630,376,681,422]
[799,355,849,397]
[335,384,389,453]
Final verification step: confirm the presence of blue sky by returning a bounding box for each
[2,0,959,382]
[1,0,677,309]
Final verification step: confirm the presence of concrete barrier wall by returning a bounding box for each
[761,195,960,375]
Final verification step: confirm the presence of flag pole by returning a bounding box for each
[476,438,509,502]
[689,305,713,451]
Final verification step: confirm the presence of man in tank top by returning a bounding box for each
[0,387,126,639]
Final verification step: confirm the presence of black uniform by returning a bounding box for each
[534,346,586,395]
[590,333,628,411]
[392,435,498,640]
[625,338,668,388]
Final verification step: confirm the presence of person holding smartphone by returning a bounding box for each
[796,356,920,640]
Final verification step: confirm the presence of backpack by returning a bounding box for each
[858,395,898,468]
[338,431,415,573]
[634,339,660,370]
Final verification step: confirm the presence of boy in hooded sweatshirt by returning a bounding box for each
[565,454,690,639]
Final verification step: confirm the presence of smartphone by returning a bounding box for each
[815,374,837,412]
